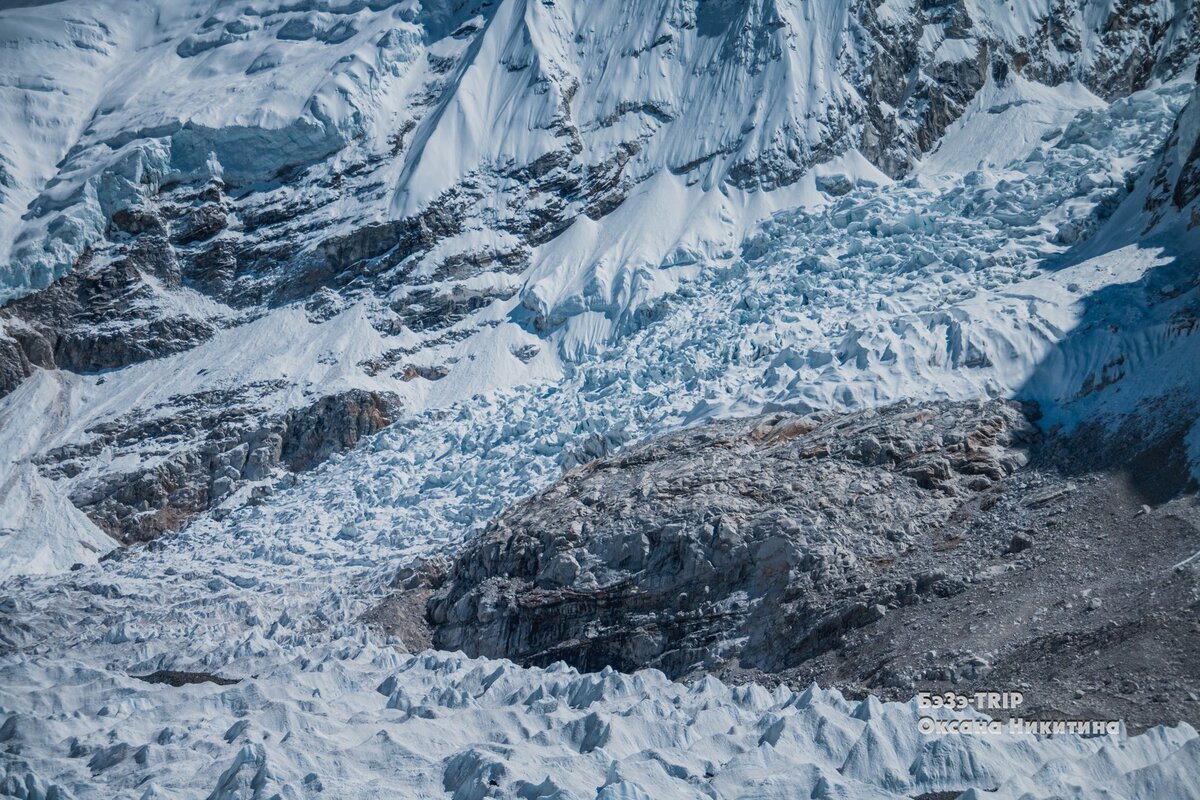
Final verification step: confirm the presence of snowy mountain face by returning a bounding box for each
[0,0,1196,556]
[2,0,1200,798]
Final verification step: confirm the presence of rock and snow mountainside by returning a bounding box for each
[426,397,1200,733]
[2,0,1200,798]
[0,0,1197,562]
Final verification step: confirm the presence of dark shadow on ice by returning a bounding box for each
[1014,228,1200,504]
[1012,73,1200,504]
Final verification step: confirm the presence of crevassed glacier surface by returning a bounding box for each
[2,0,1200,797]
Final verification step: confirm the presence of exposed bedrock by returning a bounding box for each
[428,400,1038,675]
[1146,75,1200,227]
[46,389,399,544]
[420,398,1200,730]
[0,234,215,398]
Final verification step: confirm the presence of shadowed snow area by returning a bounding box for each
[1,0,1200,796]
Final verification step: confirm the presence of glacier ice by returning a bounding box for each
[1,0,1199,797]
[2,646,1199,799]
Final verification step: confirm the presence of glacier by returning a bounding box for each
[4,646,1200,799]
[1,0,1199,797]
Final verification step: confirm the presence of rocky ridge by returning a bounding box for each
[427,400,1040,676]
[416,398,1200,731]
[1146,67,1200,228]
[44,388,399,544]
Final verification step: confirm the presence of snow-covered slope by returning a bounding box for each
[0,370,113,576]
[2,0,1193,295]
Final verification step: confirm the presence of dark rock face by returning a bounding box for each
[781,454,1200,734]
[109,206,167,237]
[858,0,1196,178]
[0,336,29,397]
[280,390,397,472]
[419,399,1200,731]
[428,400,1038,676]
[133,670,239,687]
[173,203,228,246]
[0,188,237,399]
[47,389,398,544]
[1079,0,1194,100]
[1146,79,1200,227]
[0,240,214,391]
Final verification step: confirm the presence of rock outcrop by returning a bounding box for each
[1146,70,1200,227]
[417,398,1200,731]
[429,400,1038,675]
[45,389,399,544]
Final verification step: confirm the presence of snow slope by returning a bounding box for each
[1,0,1193,303]
[0,371,112,576]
